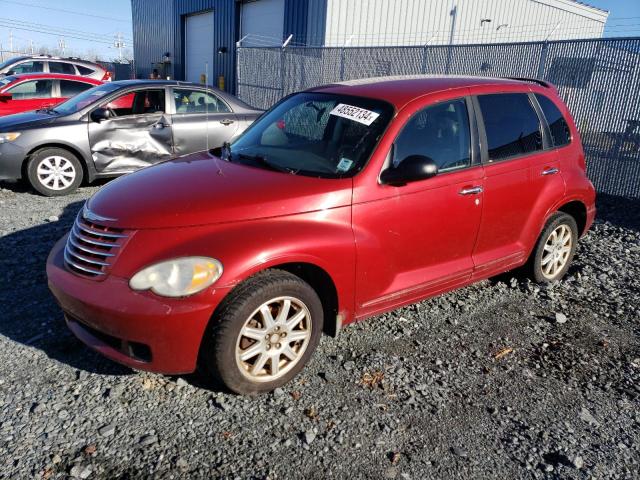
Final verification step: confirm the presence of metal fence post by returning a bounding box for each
[537,41,549,79]
[339,47,345,81]
[421,45,429,74]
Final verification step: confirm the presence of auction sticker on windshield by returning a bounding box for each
[330,103,380,126]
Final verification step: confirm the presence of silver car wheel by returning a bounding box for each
[541,224,573,279]
[235,296,312,382]
[36,156,77,191]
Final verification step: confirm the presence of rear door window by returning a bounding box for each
[173,88,231,113]
[10,60,44,74]
[477,93,543,161]
[6,79,53,99]
[535,94,571,147]
[49,62,76,74]
[60,80,95,97]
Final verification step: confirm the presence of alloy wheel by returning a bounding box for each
[235,296,312,382]
[540,224,573,279]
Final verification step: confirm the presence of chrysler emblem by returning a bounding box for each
[82,205,117,223]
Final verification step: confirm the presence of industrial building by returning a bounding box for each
[131,0,609,93]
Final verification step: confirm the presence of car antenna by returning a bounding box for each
[206,61,224,176]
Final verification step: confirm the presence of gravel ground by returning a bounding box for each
[1,180,639,480]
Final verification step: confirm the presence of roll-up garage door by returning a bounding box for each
[240,0,285,47]
[185,11,214,83]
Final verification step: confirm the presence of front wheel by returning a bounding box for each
[527,212,578,283]
[27,148,84,196]
[201,270,323,394]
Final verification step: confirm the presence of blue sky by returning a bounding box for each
[587,0,640,36]
[0,0,132,61]
[0,0,637,61]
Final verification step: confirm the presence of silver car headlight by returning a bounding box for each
[0,132,21,144]
[129,257,223,297]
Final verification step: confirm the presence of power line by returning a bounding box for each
[0,17,133,44]
[0,0,131,23]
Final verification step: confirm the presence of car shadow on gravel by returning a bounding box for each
[0,199,132,376]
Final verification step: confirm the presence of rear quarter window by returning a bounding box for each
[77,65,95,76]
[535,94,572,147]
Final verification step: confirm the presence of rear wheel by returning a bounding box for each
[526,212,578,283]
[27,148,83,196]
[201,269,323,394]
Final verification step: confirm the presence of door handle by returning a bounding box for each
[541,167,559,176]
[152,122,170,129]
[459,186,483,195]
[219,119,234,126]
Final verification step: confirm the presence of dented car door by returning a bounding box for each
[88,88,174,173]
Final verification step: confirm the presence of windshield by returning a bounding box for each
[0,76,15,89]
[0,57,20,71]
[227,92,394,178]
[53,83,121,115]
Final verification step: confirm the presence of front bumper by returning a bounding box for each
[0,141,26,180]
[47,236,230,374]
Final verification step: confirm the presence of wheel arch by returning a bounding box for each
[213,261,342,338]
[557,200,588,236]
[22,143,93,183]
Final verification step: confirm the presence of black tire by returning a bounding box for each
[201,269,324,395]
[27,147,84,196]
[526,212,578,283]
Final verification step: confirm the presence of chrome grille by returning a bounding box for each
[64,214,128,278]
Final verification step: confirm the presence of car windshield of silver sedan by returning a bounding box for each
[54,83,121,115]
[226,92,394,178]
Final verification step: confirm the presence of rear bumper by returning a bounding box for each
[0,142,26,180]
[47,236,230,374]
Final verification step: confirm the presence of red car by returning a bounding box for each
[47,76,596,394]
[0,73,102,116]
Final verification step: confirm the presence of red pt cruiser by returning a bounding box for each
[47,76,596,394]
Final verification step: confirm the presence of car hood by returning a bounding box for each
[86,152,353,229]
[0,111,59,130]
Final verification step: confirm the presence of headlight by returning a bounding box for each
[129,257,223,297]
[0,132,20,144]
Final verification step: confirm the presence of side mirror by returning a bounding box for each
[380,155,438,186]
[0,92,11,102]
[90,107,111,123]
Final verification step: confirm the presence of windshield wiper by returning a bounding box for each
[235,153,296,174]
[35,107,58,115]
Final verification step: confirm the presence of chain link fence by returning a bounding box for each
[237,37,640,198]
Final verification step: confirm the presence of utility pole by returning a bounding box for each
[29,39,34,54]
[114,33,126,62]
[58,37,66,56]
[9,30,13,53]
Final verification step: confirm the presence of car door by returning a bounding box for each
[169,87,239,154]
[0,79,54,115]
[88,87,174,173]
[353,96,484,318]
[471,91,557,279]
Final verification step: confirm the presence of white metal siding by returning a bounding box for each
[185,11,215,83]
[322,0,608,46]
[241,0,286,46]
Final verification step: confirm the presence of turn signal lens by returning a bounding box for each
[0,132,21,143]
[129,257,223,297]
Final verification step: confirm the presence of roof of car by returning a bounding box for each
[3,73,102,83]
[308,75,549,109]
[110,79,219,88]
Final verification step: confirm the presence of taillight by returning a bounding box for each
[101,71,113,82]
